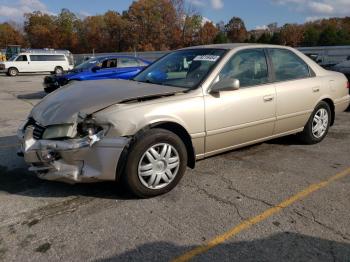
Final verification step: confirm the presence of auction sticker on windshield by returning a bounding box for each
[193,55,220,62]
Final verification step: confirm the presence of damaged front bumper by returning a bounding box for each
[18,125,130,183]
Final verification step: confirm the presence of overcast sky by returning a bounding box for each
[0,0,349,29]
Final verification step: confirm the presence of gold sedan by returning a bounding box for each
[18,44,350,197]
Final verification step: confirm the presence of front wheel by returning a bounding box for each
[298,101,331,144]
[8,67,18,77]
[124,128,188,198]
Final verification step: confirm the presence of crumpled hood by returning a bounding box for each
[31,79,185,126]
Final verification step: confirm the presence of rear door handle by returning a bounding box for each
[263,95,274,102]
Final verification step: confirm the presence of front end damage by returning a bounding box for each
[17,116,130,183]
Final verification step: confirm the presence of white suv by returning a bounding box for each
[0,53,73,76]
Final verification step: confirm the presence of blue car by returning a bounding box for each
[43,55,151,93]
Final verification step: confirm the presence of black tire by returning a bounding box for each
[44,85,58,93]
[8,67,18,77]
[124,128,188,198]
[298,101,331,144]
[54,66,64,75]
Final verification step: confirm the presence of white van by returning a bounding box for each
[0,52,73,76]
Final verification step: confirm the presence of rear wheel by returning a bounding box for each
[124,128,188,198]
[298,101,331,144]
[54,66,64,75]
[7,67,18,77]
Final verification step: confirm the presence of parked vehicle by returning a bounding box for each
[0,50,74,76]
[43,55,151,93]
[298,45,350,69]
[332,59,350,76]
[17,44,350,197]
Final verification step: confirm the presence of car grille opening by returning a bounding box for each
[25,118,46,140]
[33,124,46,140]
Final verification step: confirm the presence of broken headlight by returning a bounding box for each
[77,121,104,137]
[77,120,108,146]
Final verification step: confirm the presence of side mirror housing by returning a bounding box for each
[210,78,240,93]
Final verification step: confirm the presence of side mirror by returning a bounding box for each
[210,78,240,93]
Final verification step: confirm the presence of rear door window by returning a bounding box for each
[269,49,310,82]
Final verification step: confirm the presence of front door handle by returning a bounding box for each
[263,95,274,102]
[312,86,320,92]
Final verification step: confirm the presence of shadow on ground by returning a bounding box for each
[96,232,350,262]
[267,134,305,146]
[17,91,46,100]
[0,135,134,200]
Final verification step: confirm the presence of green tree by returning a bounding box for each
[302,26,320,46]
[56,9,79,51]
[270,32,281,45]
[257,33,272,44]
[336,28,350,45]
[318,25,338,46]
[182,14,202,46]
[225,17,248,42]
[247,34,257,43]
[213,31,229,44]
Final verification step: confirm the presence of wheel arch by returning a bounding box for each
[320,98,335,126]
[115,121,196,182]
[149,121,196,169]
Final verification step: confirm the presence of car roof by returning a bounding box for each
[19,53,67,55]
[180,43,294,50]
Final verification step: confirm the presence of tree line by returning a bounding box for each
[1,0,350,54]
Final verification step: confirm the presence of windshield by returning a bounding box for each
[134,48,226,89]
[8,56,17,61]
[74,57,101,70]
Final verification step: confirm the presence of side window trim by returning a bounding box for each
[263,48,274,83]
[264,48,276,83]
[267,48,313,83]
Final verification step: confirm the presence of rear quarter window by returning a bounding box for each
[269,49,310,82]
[118,58,140,68]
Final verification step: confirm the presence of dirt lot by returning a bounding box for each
[0,74,349,262]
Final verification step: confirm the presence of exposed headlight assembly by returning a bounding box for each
[77,119,109,145]
[42,124,76,140]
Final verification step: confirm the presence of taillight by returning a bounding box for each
[347,81,350,89]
